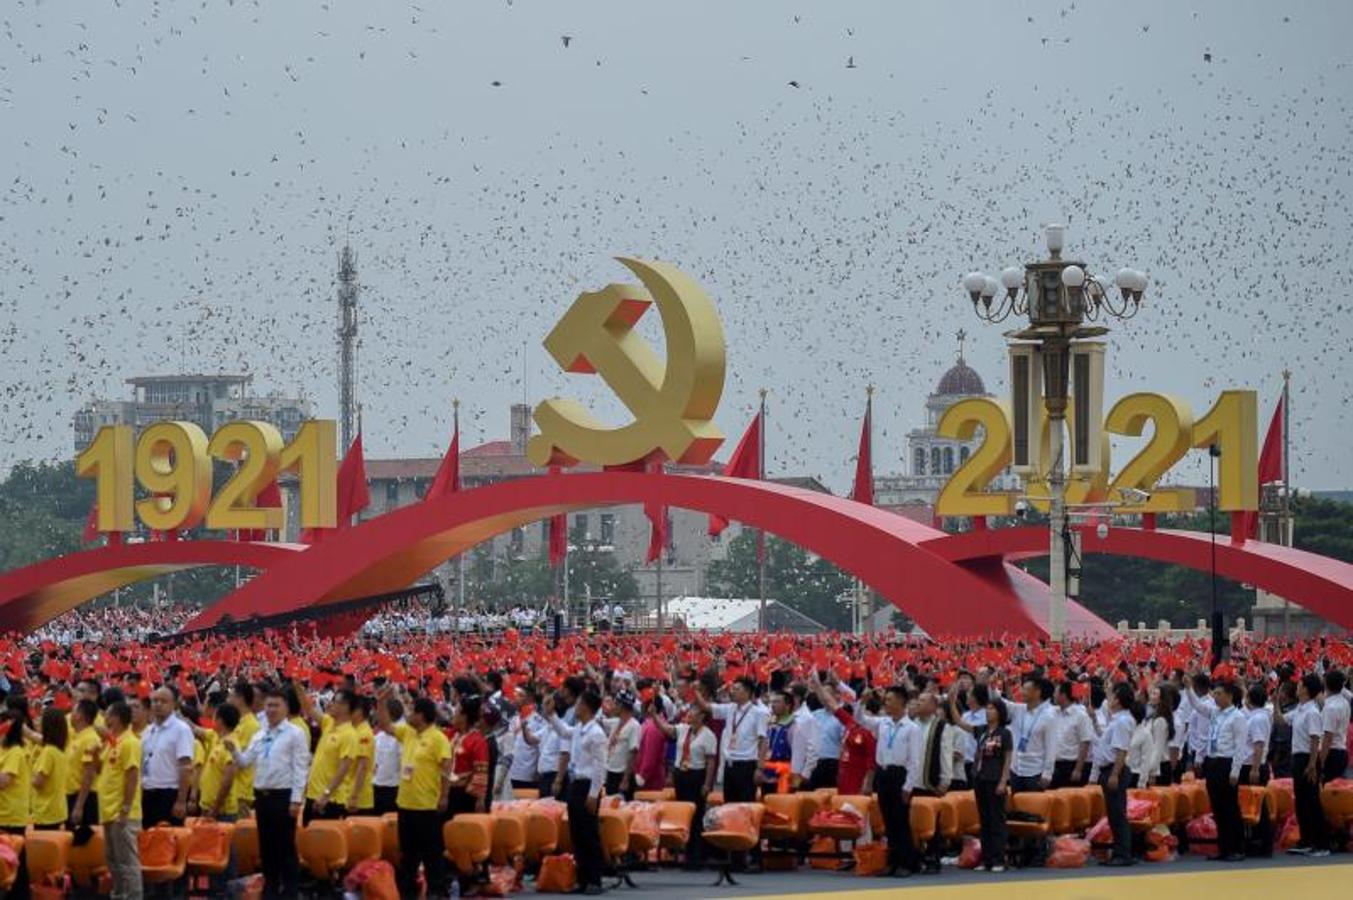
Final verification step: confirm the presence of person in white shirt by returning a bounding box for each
[789,689,818,791]
[1241,683,1274,855]
[1288,674,1329,856]
[653,703,717,866]
[1092,682,1135,866]
[903,692,952,873]
[545,690,608,895]
[371,696,403,815]
[1198,681,1249,861]
[1126,704,1157,788]
[1001,676,1057,792]
[1050,682,1095,788]
[507,687,546,792]
[693,676,768,804]
[140,687,195,827]
[601,691,641,800]
[1319,670,1350,783]
[228,690,311,898]
[1182,673,1217,773]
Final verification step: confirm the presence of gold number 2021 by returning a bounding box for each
[76,419,337,534]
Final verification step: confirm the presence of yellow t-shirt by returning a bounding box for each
[31,744,67,826]
[65,726,102,796]
[231,714,260,806]
[0,744,32,827]
[345,721,377,811]
[307,719,356,803]
[96,732,142,824]
[394,723,450,812]
[198,739,238,816]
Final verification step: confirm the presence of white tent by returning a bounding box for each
[664,596,826,634]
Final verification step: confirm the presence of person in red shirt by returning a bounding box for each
[835,696,879,795]
[445,697,490,818]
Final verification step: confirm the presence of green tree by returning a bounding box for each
[706,529,855,629]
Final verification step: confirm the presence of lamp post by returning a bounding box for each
[962,225,1147,640]
[1208,443,1224,669]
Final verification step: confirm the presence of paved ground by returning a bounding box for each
[588,855,1347,899]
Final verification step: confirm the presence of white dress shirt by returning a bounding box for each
[858,713,915,768]
[1005,699,1057,780]
[550,716,607,798]
[373,725,402,788]
[538,721,563,775]
[709,701,769,763]
[1323,692,1350,751]
[508,713,546,783]
[960,708,985,763]
[1290,700,1323,756]
[602,716,641,774]
[1127,720,1156,784]
[1053,703,1096,763]
[1203,705,1250,778]
[790,706,818,781]
[903,717,955,792]
[1091,709,1134,773]
[1182,688,1217,755]
[1245,707,1272,765]
[1170,706,1190,755]
[673,724,717,771]
[233,719,310,803]
[141,715,195,790]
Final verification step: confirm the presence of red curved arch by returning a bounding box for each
[182,472,1113,638]
[0,540,306,634]
[925,525,1353,631]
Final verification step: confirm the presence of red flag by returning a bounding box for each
[850,391,873,506]
[426,414,461,501]
[708,410,762,537]
[548,466,567,567]
[83,502,99,544]
[1248,392,1285,538]
[238,479,282,542]
[645,459,668,564]
[336,434,371,528]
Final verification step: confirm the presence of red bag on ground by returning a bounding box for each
[957,836,982,869]
[1144,824,1177,863]
[1047,836,1090,868]
[1085,816,1112,845]
[853,841,888,876]
[481,864,523,897]
[1127,795,1158,825]
[537,854,577,893]
[1277,814,1301,852]
[1186,814,1218,856]
[345,859,399,900]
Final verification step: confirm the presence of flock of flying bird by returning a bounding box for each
[0,3,1350,498]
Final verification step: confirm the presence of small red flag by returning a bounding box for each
[426,419,461,501]
[849,392,873,506]
[708,410,762,537]
[336,434,371,528]
[645,457,668,564]
[1248,392,1285,538]
[548,466,567,567]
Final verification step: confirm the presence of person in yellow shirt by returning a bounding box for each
[345,697,376,814]
[198,704,241,821]
[305,690,358,823]
[0,706,34,899]
[376,690,451,899]
[228,683,260,815]
[66,699,103,828]
[30,709,69,829]
[97,702,142,900]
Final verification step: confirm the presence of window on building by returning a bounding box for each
[943,447,954,475]
[385,481,400,506]
[541,520,551,545]
[959,446,970,465]
[600,513,615,545]
[573,514,589,540]
[510,526,524,556]
[931,446,942,474]
[913,447,926,476]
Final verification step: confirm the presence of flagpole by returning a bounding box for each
[758,389,768,632]
[860,386,873,634]
[1281,370,1291,633]
[455,399,466,611]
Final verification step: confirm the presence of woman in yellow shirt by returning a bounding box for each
[30,709,69,829]
[0,706,34,899]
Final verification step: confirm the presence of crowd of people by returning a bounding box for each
[0,621,1348,898]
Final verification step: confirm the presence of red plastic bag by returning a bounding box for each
[808,809,864,830]
[957,836,982,869]
[1144,824,1177,863]
[853,841,888,876]
[1186,814,1217,856]
[537,854,577,893]
[1127,795,1159,825]
[624,802,661,845]
[1047,836,1090,868]
[481,864,522,896]
[345,859,399,900]
[1277,814,1301,852]
[1085,816,1112,845]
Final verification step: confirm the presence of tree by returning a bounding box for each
[705,529,855,630]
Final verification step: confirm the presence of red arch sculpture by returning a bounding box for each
[180,471,1114,638]
[926,524,1353,632]
[0,540,305,634]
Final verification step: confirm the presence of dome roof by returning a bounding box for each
[935,358,986,396]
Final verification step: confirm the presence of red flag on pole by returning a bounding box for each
[645,457,667,564]
[850,389,874,506]
[238,480,282,542]
[1248,391,1285,538]
[335,434,370,529]
[426,403,461,501]
[708,410,763,537]
[548,465,567,567]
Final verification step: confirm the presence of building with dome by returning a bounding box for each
[874,333,1020,516]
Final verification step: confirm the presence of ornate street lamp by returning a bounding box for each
[961,225,1147,640]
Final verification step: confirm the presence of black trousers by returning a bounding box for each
[142,787,181,827]
[1238,764,1272,855]
[974,779,1007,867]
[398,808,448,897]
[373,785,398,815]
[538,771,559,800]
[566,778,603,889]
[66,791,99,826]
[1158,760,1178,786]
[1009,773,1044,793]
[722,760,758,803]
[672,768,707,864]
[605,770,633,801]
[809,758,839,790]
[1325,748,1349,781]
[875,765,918,872]
[1050,760,1087,788]
[1098,768,1131,862]
[1203,757,1242,858]
[302,798,345,825]
[1291,753,1326,850]
[254,789,299,898]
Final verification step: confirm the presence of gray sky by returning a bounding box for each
[2,1,1351,491]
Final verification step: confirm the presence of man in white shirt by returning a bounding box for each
[694,676,768,804]
[602,691,641,800]
[229,690,311,898]
[140,687,195,827]
[1319,670,1350,783]
[545,690,608,896]
[1051,682,1095,788]
[1288,673,1329,856]
[1182,673,1217,773]
[1199,681,1249,861]
[1093,683,1135,866]
[1002,676,1056,792]
[508,693,546,793]
[904,692,952,873]
[789,688,818,791]
[371,696,403,815]
[1242,684,1274,855]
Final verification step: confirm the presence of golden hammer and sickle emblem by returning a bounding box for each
[527,257,726,468]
